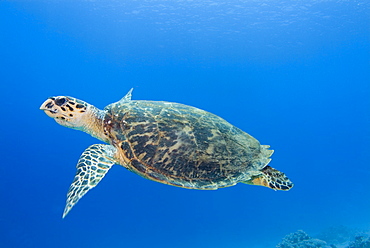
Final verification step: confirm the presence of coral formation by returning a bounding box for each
[347,235,370,248]
[276,230,332,248]
[277,229,370,248]
[317,226,356,245]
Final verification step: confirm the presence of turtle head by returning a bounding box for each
[40,96,90,130]
[41,96,108,142]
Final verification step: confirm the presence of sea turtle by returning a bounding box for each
[40,89,293,218]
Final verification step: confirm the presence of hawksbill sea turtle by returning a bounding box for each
[40,89,293,218]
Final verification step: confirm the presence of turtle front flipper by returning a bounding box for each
[243,166,293,191]
[63,144,117,218]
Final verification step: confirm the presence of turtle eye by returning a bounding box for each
[55,97,67,106]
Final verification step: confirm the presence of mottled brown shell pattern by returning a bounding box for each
[103,100,270,189]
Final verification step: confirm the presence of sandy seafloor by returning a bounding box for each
[0,1,369,248]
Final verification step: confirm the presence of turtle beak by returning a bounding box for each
[40,98,58,117]
[40,98,52,110]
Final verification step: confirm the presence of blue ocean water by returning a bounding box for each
[1,1,369,247]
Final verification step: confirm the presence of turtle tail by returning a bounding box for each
[243,166,294,191]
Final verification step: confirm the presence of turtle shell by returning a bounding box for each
[103,100,272,189]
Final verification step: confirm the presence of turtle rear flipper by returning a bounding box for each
[63,144,117,218]
[244,166,293,191]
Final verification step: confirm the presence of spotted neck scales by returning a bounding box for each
[80,105,109,143]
